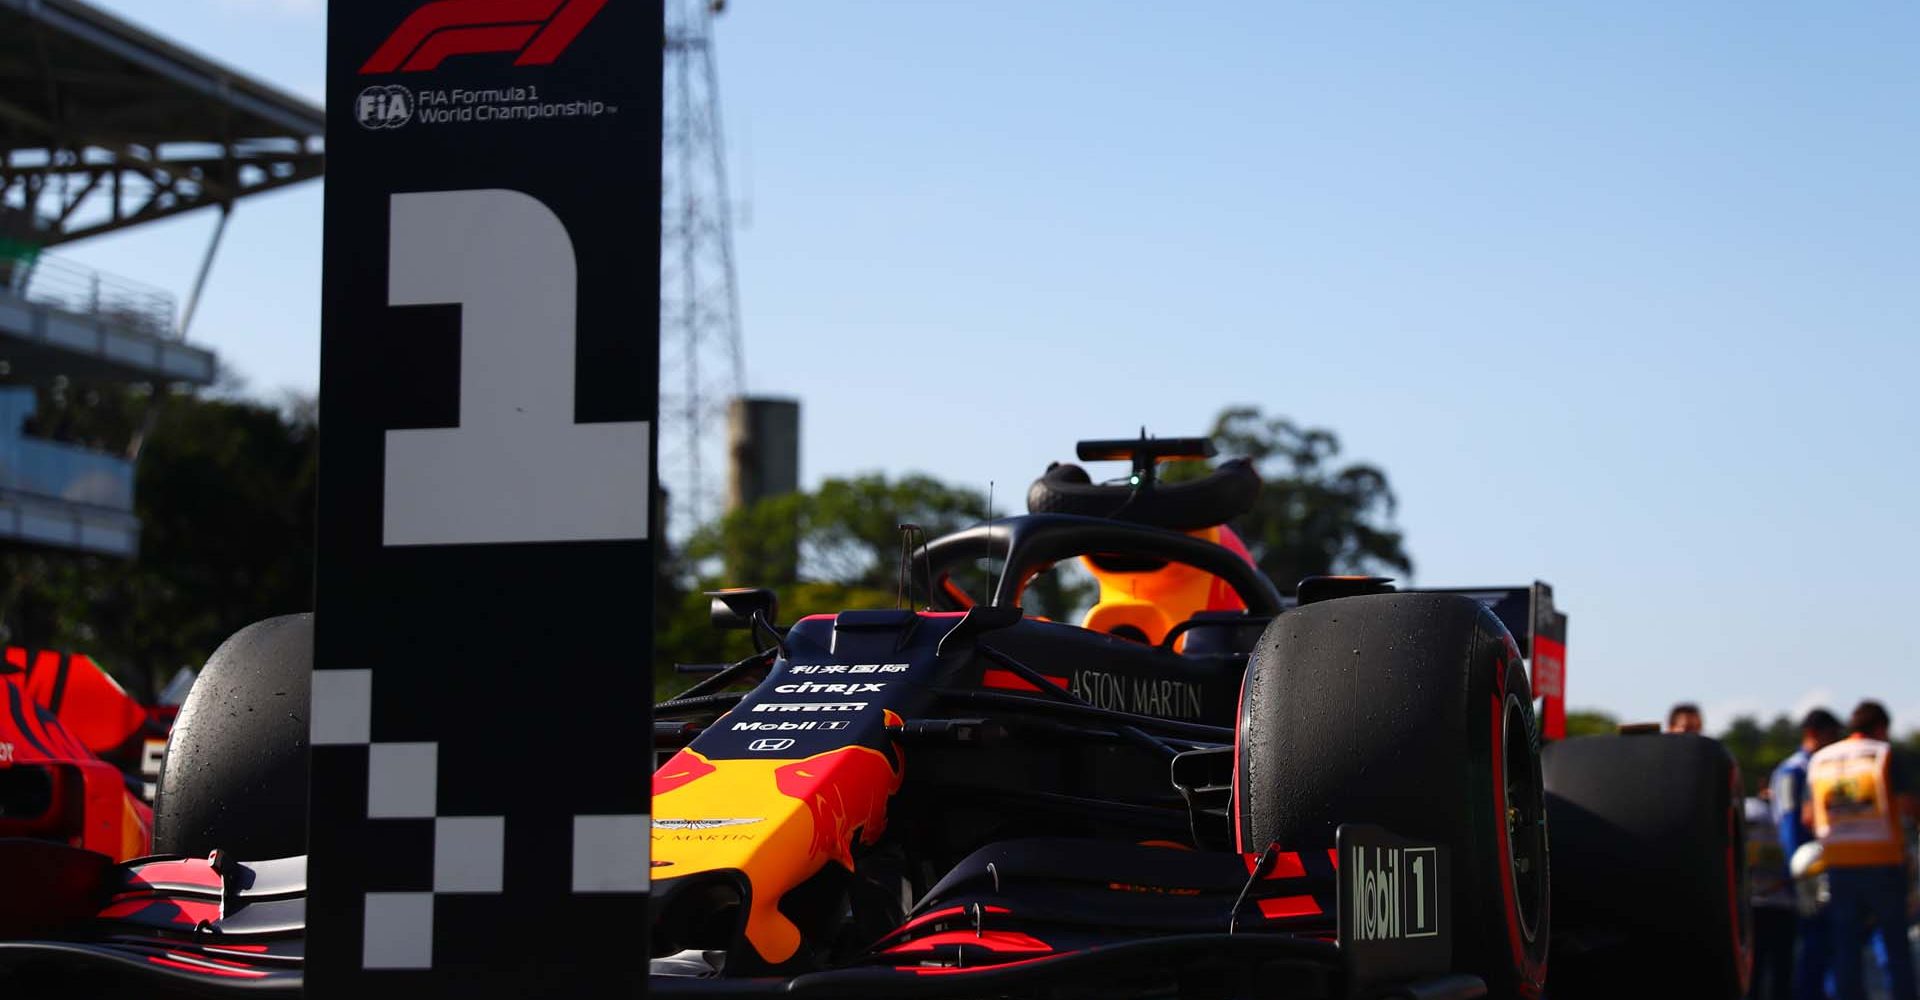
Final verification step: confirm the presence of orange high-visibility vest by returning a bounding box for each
[1808,735,1906,868]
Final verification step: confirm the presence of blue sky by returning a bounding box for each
[67,1,1920,730]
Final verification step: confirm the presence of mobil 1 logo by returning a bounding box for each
[1350,845,1438,941]
[1335,825,1450,988]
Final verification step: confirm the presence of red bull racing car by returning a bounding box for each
[0,436,1752,999]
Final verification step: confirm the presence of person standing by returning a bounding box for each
[1774,708,1844,1000]
[1750,792,1796,999]
[1669,702,1705,734]
[1807,700,1920,1000]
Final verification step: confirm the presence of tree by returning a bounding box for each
[1717,714,1800,795]
[6,390,1417,706]
[656,474,990,695]
[0,384,317,696]
[689,473,992,591]
[656,472,1098,695]
[1562,709,1619,739]
[1186,406,1413,591]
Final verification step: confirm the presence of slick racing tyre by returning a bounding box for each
[1236,593,1549,998]
[153,614,312,860]
[1541,734,1750,1000]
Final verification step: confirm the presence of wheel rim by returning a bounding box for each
[1502,692,1547,943]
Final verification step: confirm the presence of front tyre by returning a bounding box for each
[153,614,312,860]
[1236,593,1549,998]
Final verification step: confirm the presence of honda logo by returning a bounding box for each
[747,738,795,752]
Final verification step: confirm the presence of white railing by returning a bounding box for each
[1,251,180,340]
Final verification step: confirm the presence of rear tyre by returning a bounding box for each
[1542,734,1750,999]
[1237,593,1549,998]
[153,614,312,860]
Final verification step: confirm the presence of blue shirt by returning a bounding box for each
[1771,748,1816,858]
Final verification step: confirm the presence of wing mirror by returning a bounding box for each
[708,588,778,631]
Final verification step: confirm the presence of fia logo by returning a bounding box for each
[748,738,796,752]
[356,85,414,130]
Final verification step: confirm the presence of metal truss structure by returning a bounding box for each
[0,0,324,249]
[661,0,747,533]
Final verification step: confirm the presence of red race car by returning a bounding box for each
[1,647,160,860]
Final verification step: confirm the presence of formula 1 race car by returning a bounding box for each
[0,624,308,996]
[643,436,1754,999]
[1,648,162,861]
[0,435,1753,999]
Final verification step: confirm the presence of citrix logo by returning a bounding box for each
[773,682,885,695]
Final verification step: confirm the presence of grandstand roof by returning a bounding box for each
[0,0,325,247]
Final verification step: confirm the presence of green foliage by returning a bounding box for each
[686,473,991,591]
[655,407,1420,695]
[0,385,317,695]
[1562,709,1619,739]
[657,472,1097,696]
[4,392,1415,709]
[654,580,898,700]
[682,469,1100,621]
[1179,406,1413,592]
[1718,714,1801,795]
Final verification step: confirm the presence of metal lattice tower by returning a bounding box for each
[660,0,746,535]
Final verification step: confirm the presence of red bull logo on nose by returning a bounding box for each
[775,746,903,868]
[653,749,716,796]
[650,744,904,965]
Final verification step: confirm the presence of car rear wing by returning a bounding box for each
[1408,583,1567,742]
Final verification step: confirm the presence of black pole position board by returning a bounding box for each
[313,0,659,993]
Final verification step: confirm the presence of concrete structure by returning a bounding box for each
[0,255,217,555]
[1,0,325,556]
[727,396,800,511]
[0,257,214,384]
[0,384,137,554]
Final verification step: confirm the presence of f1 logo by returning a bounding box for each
[748,738,795,752]
[362,0,608,74]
